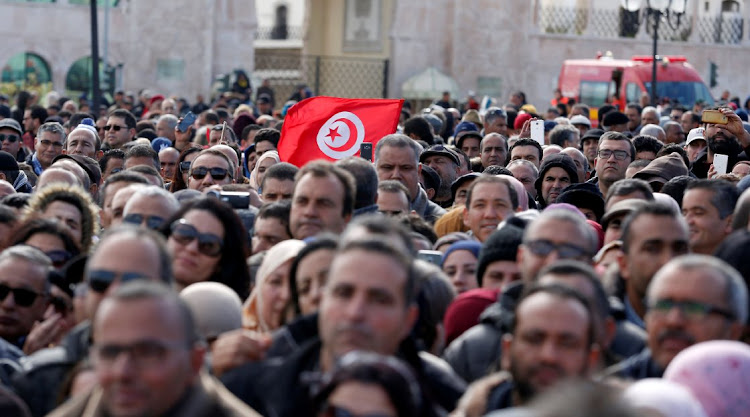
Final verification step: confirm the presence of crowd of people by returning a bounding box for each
[0,84,747,417]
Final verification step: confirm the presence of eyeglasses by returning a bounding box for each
[597,149,630,161]
[189,166,231,181]
[92,339,187,368]
[170,219,223,257]
[0,283,43,307]
[320,405,393,417]
[179,161,192,173]
[87,269,150,293]
[103,124,127,132]
[110,167,123,175]
[648,298,735,320]
[123,213,165,230]
[40,139,64,149]
[45,250,74,268]
[524,239,590,260]
[0,134,19,143]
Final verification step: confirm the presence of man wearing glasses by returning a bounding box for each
[187,149,235,192]
[122,186,180,231]
[592,131,635,198]
[0,119,26,163]
[103,109,136,150]
[30,122,66,175]
[606,255,746,379]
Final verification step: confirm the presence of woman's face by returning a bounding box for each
[256,157,277,189]
[260,259,292,331]
[296,249,334,315]
[181,152,200,185]
[321,381,397,417]
[43,201,83,246]
[167,209,225,288]
[442,250,478,294]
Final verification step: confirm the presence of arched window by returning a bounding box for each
[271,4,289,39]
[0,52,52,101]
[66,56,115,99]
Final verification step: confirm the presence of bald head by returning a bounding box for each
[37,168,82,189]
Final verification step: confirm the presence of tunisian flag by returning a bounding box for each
[278,96,404,167]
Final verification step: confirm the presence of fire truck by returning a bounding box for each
[558,54,714,125]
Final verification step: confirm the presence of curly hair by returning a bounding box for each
[24,184,100,252]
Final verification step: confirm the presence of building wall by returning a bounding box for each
[0,0,256,100]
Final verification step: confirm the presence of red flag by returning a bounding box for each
[278,96,404,167]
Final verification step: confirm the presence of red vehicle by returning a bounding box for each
[558,54,714,125]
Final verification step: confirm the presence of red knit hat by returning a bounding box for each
[513,112,532,130]
[443,288,500,345]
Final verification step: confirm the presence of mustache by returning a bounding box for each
[657,329,695,345]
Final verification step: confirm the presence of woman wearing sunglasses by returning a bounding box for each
[168,146,202,193]
[161,197,251,299]
[10,218,81,269]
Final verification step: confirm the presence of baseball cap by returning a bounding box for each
[420,145,461,166]
[450,172,481,198]
[686,127,706,145]
[0,119,23,137]
[570,115,592,127]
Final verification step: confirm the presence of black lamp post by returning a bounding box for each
[621,0,687,106]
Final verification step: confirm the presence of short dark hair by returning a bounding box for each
[685,179,739,219]
[100,171,150,205]
[335,157,378,209]
[632,135,664,155]
[256,200,291,236]
[465,175,518,210]
[28,105,48,123]
[261,162,298,189]
[203,110,219,125]
[295,160,356,217]
[509,138,543,161]
[625,102,643,114]
[605,178,654,204]
[108,109,136,130]
[656,144,690,170]
[68,112,95,128]
[378,179,410,200]
[124,144,159,171]
[254,128,280,148]
[620,202,682,253]
[571,103,590,119]
[241,124,261,141]
[660,175,696,209]
[403,116,434,145]
[536,260,609,322]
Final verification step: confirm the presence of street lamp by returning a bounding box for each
[621,0,688,106]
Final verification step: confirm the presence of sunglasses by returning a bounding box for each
[123,213,165,230]
[87,269,150,293]
[524,239,589,260]
[170,219,223,257]
[0,134,19,143]
[45,250,74,268]
[103,124,127,132]
[190,166,231,181]
[179,161,192,173]
[0,283,43,307]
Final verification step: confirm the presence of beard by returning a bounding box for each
[708,132,743,156]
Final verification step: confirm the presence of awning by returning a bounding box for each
[401,67,460,100]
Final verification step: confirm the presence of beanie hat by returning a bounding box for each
[180,282,243,342]
[513,113,533,130]
[555,182,605,222]
[453,121,479,138]
[602,111,629,128]
[534,153,579,206]
[151,137,172,153]
[0,151,19,171]
[443,288,500,345]
[441,240,482,267]
[477,224,524,287]
[633,152,688,184]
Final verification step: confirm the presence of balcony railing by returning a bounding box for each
[539,6,745,45]
[255,25,304,41]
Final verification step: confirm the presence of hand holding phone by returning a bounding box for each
[177,111,197,132]
[701,109,728,125]
[530,120,545,146]
[713,153,728,175]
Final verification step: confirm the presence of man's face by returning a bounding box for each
[485,117,508,137]
[262,178,295,202]
[158,149,179,180]
[110,188,138,228]
[618,214,690,305]
[35,130,64,167]
[665,124,685,144]
[681,112,697,133]
[503,292,594,403]
[508,163,537,199]
[93,298,201,417]
[252,216,291,255]
[625,107,641,131]
[518,218,592,282]
[540,167,572,206]
[482,260,521,291]
[682,188,731,254]
[187,154,233,191]
[0,127,21,156]
[645,265,740,370]
[580,138,598,166]
[289,173,349,239]
[377,190,410,217]
[463,182,515,243]
[376,145,419,202]
[43,201,83,245]
[122,195,175,231]
[156,119,175,140]
[319,249,416,366]
[452,180,476,208]
[685,139,707,162]
[65,130,97,159]
[509,145,540,169]
[423,155,458,194]
[102,157,124,182]
[23,110,35,133]
[255,140,276,157]
[481,135,508,168]
[0,257,48,342]
[105,116,134,149]
[561,149,587,183]
[460,137,481,158]
[642,111,660,126]
[706,123,743,156]
[124,156,155,171]
[594,139,631,185]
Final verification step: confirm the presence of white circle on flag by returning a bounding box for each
[316,111,365,159]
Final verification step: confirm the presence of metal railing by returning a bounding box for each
[255,25,304,41]
[254,52,389,101]
[539,6,745,45]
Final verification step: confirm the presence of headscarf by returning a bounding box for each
[242,239,305,332]
[623,378,707,417]
[664,340,750,417]
[250,150,280,191]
